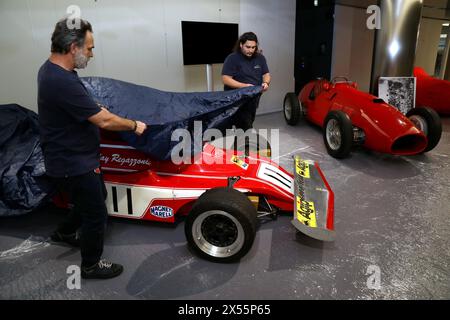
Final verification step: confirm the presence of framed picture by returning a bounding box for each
[378,77,416,114]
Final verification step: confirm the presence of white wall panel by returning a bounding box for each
[415,18,446,75]
[331,5,375,93]
[331,5,353,82]
[0,1,42,109]
[240,0,296,114]
[0,0,295,115]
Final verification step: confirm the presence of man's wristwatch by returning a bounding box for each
[132,120,137,132]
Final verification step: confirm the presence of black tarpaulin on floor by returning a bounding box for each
[0,104,54,217]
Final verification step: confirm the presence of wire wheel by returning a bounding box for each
[283,92,302,125]
[408,115,428,135]
[326,119,342,151]
[406,107,442,152]
[323,110,353,159]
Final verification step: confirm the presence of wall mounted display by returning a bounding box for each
[181,21,238,65]
[378,77,416,114]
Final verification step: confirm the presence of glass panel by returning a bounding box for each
[434,22,450,78]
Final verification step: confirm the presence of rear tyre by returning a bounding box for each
[323,110,353,159]
[406,107,442,152]
[185,187,257,263]
[283,92,303,125]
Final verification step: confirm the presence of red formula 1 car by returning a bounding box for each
[414,67,450,115]
[54,131,334,263]
[283,77,442,159]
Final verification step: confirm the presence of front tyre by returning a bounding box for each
[283,92,303,125]
[323,110,353,159]
[185,188,257,263]
[406,107,442,152]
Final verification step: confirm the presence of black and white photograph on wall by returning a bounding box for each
[378,77,416,114]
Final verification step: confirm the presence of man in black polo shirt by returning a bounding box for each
[222,32,271,130]
[38,18,147,279]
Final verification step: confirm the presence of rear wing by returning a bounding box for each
[291,155,335,241]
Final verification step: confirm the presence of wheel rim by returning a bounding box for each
[284,98,292,120]
[326,119,342,151]
[192,210,245,258]
[409,115,428,135]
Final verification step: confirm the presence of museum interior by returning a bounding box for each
[0,0,449,301]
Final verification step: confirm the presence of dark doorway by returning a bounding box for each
[294,0,335,94]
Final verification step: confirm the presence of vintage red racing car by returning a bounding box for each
[414,67,450,115]
[283,77,442,158]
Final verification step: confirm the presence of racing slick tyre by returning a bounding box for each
[232,132,272,158]
[323,110,353,159]
[185,187,257,263]
[406,107,442,152]
[283,92,303,125]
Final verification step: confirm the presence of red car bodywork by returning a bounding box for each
[52,129,336,262]
[414,67,450,115]
[52,131,334,235]
[299,79,428,155]
[96,139,295,223]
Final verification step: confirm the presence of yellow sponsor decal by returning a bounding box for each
[296,196,317,228]
[295,158,310,178]
[231,155,249,170]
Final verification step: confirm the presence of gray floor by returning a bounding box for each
[1,112,449,300]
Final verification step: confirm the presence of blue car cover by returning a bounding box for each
[81,77,262,160]
[0,104,55,217]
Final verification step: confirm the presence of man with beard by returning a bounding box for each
[222,32,271,130]
[38,18,147,279]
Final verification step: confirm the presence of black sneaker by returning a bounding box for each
[50,231,80,247]
[81,259,124,279]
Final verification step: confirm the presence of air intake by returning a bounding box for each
[391,134,427,154]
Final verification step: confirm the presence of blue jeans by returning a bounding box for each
[53,170,108,267]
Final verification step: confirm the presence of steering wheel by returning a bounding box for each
[331,76,350,84]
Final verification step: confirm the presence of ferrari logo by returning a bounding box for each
[231,155,249,170]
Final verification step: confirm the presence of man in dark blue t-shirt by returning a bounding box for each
[38,18,147,280]
[222,32,271,130]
